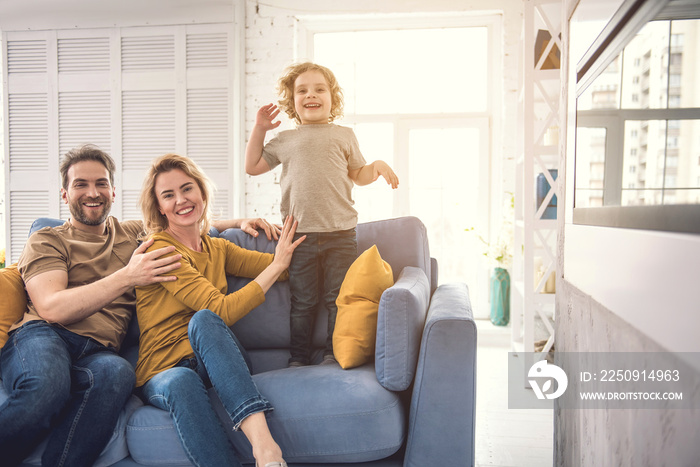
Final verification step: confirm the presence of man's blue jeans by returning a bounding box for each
[288,228,358,364]
[140,309,272,467]
[0,320,135,467]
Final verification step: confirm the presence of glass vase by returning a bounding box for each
[490,267,510,326]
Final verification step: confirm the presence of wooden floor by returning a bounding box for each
[474,319,553,467]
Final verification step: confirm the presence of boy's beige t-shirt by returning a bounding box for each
[15,217,143,350]
[261,123,366,233]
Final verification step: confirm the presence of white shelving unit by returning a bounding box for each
[512,0,561,355]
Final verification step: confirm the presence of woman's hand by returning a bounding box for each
[254,216,305,293]
[273,216,306,270]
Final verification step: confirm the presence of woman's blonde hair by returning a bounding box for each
[139,153,214,237]
[277,62,344,124]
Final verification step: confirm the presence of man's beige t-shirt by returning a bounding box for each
[261,124,366,233]
[14,217,143,351]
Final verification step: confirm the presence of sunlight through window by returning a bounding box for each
[313,24,492,301]
[315,28,488,114]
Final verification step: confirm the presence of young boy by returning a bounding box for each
[245,62,399,366]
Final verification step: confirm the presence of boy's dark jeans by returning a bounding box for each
[288,228,358,365]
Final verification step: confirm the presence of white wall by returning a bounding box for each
[560,0,700,356]
[0,0,233,31]
[556,0,700,464]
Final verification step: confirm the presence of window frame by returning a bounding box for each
[294,13,502,314]
[572,0,700,234]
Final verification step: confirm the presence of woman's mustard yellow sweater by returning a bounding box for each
[134,232,287,387]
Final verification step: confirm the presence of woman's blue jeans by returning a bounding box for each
[0,320,135,467]
[289,229,358,365]
[140,309,272,467]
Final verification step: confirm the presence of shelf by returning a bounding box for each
[513,0,561,357]
[513,280,556,305]
[534,69,560,81]
[514,219,557,230]
[534,219,557,229]
[533,144,559,156]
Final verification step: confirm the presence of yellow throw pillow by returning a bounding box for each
[333,245,394,369]
[0,264,28,347]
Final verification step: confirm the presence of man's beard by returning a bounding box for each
[68,195,112,226]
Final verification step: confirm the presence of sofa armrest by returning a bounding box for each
[429,257,438,295]
[375,267,431,392]
[404,283,477,467]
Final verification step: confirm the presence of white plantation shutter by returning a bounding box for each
[7,39,47,73]
[187,33,228,68]
[8,93,49,171]
[184,28,234,220]
[121,35,175,71]
[10,193,50,262]
[5,34,52,261]
[121,89,177,170]
[3,24,236,262]
[121,190,142,224]
[58,91,112,157]
[57,37,110,73]
[188,88,230,221]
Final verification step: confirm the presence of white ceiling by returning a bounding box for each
[0,0,234,31]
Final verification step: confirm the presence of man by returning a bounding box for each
[0,144,278,466]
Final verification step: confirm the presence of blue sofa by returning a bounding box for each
[3,216,477,467]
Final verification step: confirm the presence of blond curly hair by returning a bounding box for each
[277,62,344,124]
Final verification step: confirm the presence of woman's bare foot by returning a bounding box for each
[240,412,285,466]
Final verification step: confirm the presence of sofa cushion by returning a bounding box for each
[218,227,293,354]
[126,365,405,465]
[250,364,405,463]
[0,264,27,348]
[227,274,291,352]
[376,266,431,391]
[333,245,393,369]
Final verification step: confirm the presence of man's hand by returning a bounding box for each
[240,218,282,240]
[24,238,182,325]
[122,238,182,286]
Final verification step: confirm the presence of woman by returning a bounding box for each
[135,153,304,467]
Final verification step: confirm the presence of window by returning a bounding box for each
[574,11,700,233]
[300,14,499,308]
[669,74,682,87]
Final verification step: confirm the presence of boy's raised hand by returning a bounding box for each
[256,103,282,131]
